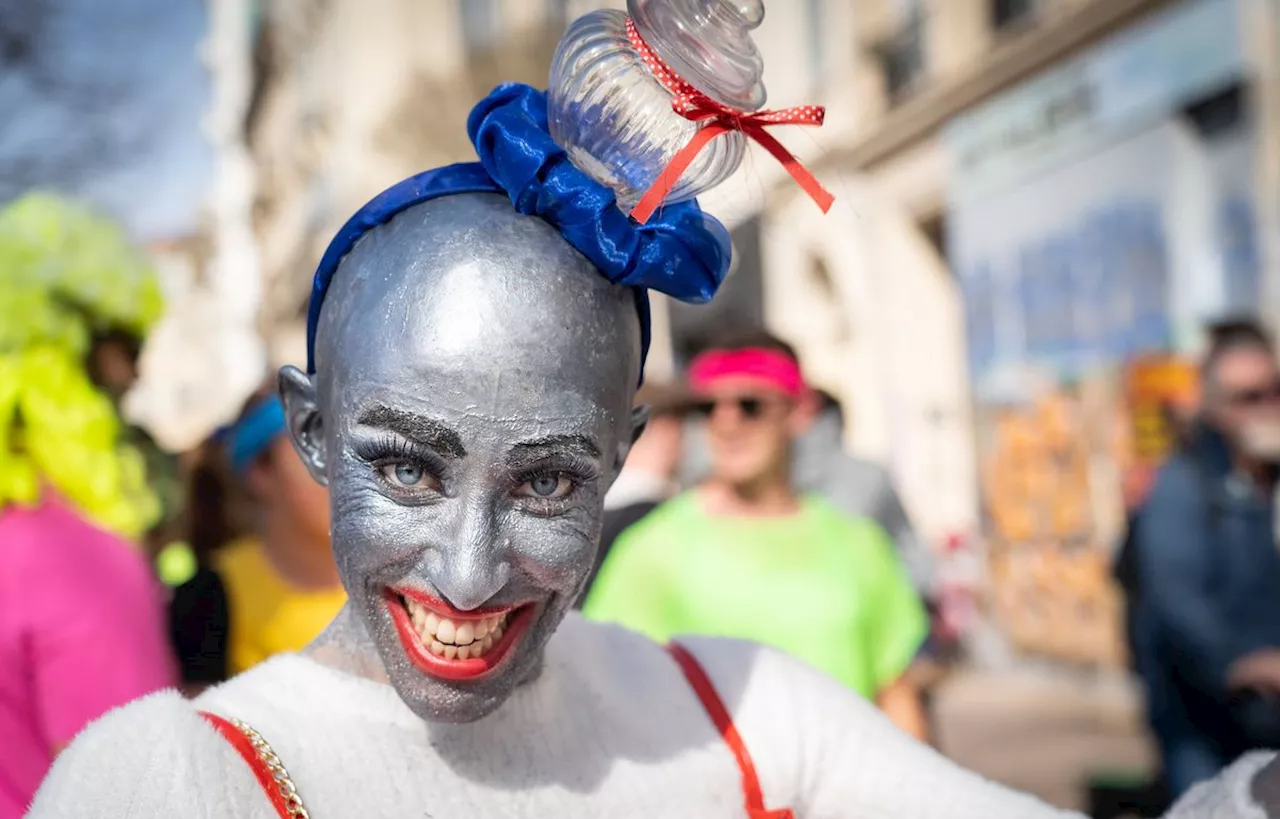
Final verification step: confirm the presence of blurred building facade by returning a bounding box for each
[799,0,1263,667]
[238,0,1273,668]
[127,0,267,453]
[247,0,607,366]
[681,0,1267,669]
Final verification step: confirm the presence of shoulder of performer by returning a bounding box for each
[28,689,259,817]
[674,632,889,732]
[676,635,1079,818]
[1165,751,1280,819]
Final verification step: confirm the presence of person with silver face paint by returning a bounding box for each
[29,60,1279,819]
[1133,320,1280,797]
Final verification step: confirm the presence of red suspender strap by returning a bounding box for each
[666,643,795,819]
[199,711,295,819]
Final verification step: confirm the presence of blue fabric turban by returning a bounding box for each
[304,83,733,381]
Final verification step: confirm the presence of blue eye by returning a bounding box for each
[518,474,572,499]
[531,476,559,496]
[395,463,423,485]
[383,462,424,486]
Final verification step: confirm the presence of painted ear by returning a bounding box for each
[613,404,650,477]
[278,365,329,486]
[630,404,651,446]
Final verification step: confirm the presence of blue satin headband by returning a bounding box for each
[305,83,733,379]
[224,396,287,475]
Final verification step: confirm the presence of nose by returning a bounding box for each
[422,499,511,611]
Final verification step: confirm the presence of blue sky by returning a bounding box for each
[0,0,213,240]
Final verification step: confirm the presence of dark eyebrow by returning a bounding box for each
[355,404,466,458]
[506,434,601,464]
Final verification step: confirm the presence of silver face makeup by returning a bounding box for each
[280,193,644,723]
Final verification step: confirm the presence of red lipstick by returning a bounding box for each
[384,589,535,682]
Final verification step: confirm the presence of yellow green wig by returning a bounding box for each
[0,193,165,541]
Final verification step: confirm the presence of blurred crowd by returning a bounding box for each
[1,194,1279,819]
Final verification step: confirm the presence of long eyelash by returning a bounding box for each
[352,434,446,474]
[515,453,599,487]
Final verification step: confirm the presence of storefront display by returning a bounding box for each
[979,384,1125,666]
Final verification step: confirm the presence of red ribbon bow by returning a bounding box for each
[626,18,834,224]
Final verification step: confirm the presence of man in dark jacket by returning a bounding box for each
[1136,320,1280,796]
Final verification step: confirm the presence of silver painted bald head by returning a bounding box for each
[280,193,645,722]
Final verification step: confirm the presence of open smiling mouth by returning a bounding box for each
[384,589,536,681]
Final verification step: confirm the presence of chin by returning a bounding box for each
[391,670,519,724]
[722,467,771,489]
[713,455,769,485]
[368,588,564,723]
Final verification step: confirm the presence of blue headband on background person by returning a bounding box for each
[304,83,733,380]
[224,396,287,475]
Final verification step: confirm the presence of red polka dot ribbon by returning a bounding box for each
[625,17,834,224]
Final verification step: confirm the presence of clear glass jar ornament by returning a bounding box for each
[547,0,768,213]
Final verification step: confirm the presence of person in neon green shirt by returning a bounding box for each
[585,331,929,738]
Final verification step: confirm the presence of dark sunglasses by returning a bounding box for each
[1225,381,1280,407]
[691,396,777,419]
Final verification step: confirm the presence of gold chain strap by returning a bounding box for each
[229,717,312,819]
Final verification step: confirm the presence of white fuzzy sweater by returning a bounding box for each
[27,614,1275,818]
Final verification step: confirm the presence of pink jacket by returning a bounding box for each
[0,497,175,817]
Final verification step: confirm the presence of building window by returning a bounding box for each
[991,0,1036,31]
[460,0,499,52]
[1180,82,1246,140]
[805,0,825,90]
[875,13,924,105]
[921,214,947,259]
[808,255,850,342]
[546,0,571,30]
[669,217,764,366]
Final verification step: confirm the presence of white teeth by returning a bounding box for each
[436,618,456,644]
[455,622,475,645]
[404,597,515,661]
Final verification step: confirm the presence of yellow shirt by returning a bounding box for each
[214,539,346,676]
